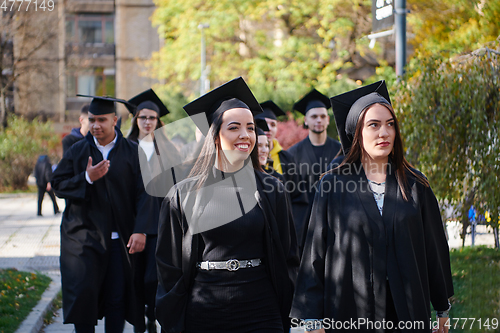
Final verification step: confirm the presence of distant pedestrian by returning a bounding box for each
[34,155,59,216]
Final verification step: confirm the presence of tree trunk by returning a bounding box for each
[0,89,6,129]
[494,227,499,249]
[460,190,475,247]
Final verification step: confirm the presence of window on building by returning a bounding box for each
[66,14,114,44]
[67,68,115,97]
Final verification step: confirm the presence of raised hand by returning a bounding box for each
[86,156,110,182]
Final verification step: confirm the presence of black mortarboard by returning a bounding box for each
[293,89,331,115]
[183,77,263,136]
[256,100,285,120]
[330,80,391,154]
[255,118,270,133]
[126,89,169,118]
[77,95,135,116]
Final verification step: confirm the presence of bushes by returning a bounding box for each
[0,116,59,191]
[394,42,500,247]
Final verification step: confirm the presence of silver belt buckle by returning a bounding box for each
[226,259,240,271]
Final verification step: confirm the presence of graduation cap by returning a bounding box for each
[77,95,135,115]
[256,100,285,120]
[330,80,391,155]
[126,89,169,118]
[293,89,331,115]
[255,117,270,136]
[183,77,263,136]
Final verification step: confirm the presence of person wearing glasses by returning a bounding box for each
[126,89,182,333]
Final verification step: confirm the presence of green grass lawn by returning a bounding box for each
[0,269,51,333]
[447,246,500,332]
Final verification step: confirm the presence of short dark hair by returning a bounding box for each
[81,104,90,115]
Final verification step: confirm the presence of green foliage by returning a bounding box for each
[0,269,52,333]
[447,246,500,332]
[0,116,59,191]
[394,42,500,241]
[408,0,500,58]
[150,0,376,107]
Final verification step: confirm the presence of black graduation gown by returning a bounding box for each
[132,133,182,332]
[51,130,150,326]
[290,162,454,332]
[155,170,300,333]
[133,131,183,234]
[264,165,285,183]
[286,136,341,247]
[62,130,84,155]
[275,150,309,233]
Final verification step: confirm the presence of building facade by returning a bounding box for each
[10,0,161,131]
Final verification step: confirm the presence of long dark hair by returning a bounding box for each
[336,102,429,201]
[188,110,262,189]
[127,110,164,143]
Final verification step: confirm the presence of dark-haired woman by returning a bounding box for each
[126,91,181,333]
[291,81,453,333]
[155,77,299,333]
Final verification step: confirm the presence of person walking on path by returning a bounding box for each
[126,88,181,333]
[51,95,151,333]
[155,77,299,333]
[34,154,59,216]
[291,81,454,333]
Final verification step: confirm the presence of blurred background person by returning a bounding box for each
[62,104,90,155]
[34,154,59,216]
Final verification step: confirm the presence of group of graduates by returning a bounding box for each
[51,76,454,333]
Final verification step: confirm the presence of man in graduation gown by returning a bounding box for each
[287,90,341,249]
[62,104,90,155]
[51,95,150,333]
[257,100,308,236]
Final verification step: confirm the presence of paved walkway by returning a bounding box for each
[0,193,137,332]
[0,194,495,332]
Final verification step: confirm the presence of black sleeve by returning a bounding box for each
[51,148,87,201]
[421,184,454,311]
[62,136,72,156]
[132,150,151,235]
[290,175,331,319]
[275,181,300,284]
[155,188,188,333]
